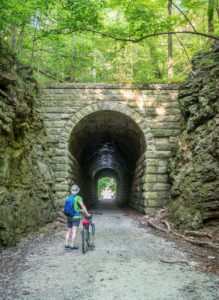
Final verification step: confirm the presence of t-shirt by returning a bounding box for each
[67,195,83,219]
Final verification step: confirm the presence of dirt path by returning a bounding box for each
[1,200,219,300]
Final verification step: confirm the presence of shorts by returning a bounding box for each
[67,218,80,228]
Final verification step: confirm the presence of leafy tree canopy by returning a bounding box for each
[1,0,218,84]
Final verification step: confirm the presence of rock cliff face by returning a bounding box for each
[169,43,219,229]
[0,48,56,248]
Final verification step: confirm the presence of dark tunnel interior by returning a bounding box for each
[68,110,146,206]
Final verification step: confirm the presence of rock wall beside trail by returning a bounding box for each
[0,48,56,248]
[169,43,219,229]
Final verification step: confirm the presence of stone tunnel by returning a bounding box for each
[41,84,181,213]
[69,110,146,206]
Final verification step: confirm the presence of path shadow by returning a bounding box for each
[92,198,124,215]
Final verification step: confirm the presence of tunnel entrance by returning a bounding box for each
[68,110,146,207]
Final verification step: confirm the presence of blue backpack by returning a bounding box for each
[63,195,79,217]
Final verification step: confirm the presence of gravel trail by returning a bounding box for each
[1,200,219,300]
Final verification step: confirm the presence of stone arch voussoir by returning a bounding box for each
[59,102,155,152]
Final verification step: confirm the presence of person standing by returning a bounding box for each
[64,184,90,250]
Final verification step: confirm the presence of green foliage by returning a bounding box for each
[1,0,218,84]
[98,177,116,199]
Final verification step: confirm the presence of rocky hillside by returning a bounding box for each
[169,43,219,229]
[0,47,56,248]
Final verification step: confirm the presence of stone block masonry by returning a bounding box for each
[41,83,180,213]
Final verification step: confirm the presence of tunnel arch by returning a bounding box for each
[58,102,155,150]
[69,110,147,206]
[54,102,156,211]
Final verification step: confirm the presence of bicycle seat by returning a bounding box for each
[82,220,90,227]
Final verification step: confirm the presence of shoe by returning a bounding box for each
[69,246,79,250]
[64,245,70,250]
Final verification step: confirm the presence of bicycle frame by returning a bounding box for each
[82,213,95,254]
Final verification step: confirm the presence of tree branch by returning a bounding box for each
[174,64,192,77]
[34,28,82,42]
[39,27,219,45]
[28,48,71,58]
[32,67,64,82]
[175,35,190,63]
[185,230,213,239]
[81,28,219,42]
[147,220,219,250]
[171,1,197,32]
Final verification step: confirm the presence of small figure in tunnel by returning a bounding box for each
[64,184,90,250]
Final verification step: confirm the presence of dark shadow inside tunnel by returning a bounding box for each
[68,110,146,207]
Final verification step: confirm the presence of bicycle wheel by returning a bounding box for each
[82,227,88,254]
[88,223,95,247]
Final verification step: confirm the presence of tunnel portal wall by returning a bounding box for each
[41,84,181,213]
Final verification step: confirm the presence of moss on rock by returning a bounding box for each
[169,43,219,229]
[0,45,56,248]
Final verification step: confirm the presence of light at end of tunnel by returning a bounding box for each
[98,177,117,200]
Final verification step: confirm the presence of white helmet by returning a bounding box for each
[71,184,80,195]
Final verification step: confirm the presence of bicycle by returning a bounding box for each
[81,212,95,254]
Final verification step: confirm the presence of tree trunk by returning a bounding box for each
[16,25,26,56]
[130,43,134,82]
[168,0,173,79]
[30,26,37,65]
[148,42,163,79]
[70,34,77,82]
[10,25,18,51]
[216,7,219,19]
[208,0,215,33]
[214,0,219,19]
[92,53,97,82]
[215,0,219,19]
